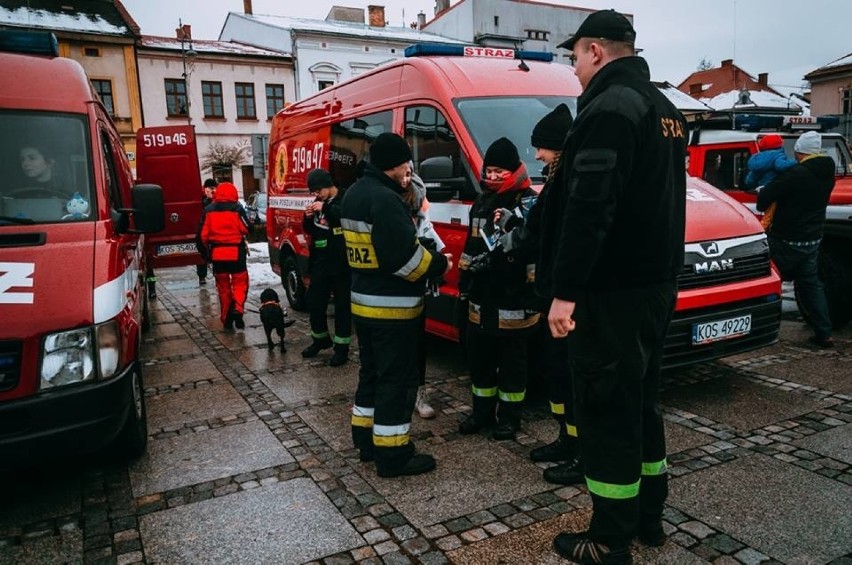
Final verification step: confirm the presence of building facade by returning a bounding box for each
[137,31,294,196]
[0,0,143,168]
[805,53,852,140]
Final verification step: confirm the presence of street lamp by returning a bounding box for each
[178,18,197,125]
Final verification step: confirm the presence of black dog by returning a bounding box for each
[259,288,295,350]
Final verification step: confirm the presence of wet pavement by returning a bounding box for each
[2,266,851,564]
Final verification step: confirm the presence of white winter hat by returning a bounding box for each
[794,131,822,155]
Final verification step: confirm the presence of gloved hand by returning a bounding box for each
[494,208,514,232]
[467,251,493,275]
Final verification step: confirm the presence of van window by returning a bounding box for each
[703,149,750,191]
[455,96,577,181]
[0,111,93,224]
[100,131,123,209]
[783,136,852,176]
[329,110,392,188]
[405,105,475,200]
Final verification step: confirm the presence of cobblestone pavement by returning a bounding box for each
[2,268,851,564]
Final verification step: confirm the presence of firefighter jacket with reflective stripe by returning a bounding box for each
[302,191,349,275]
[539,56,687,302]
[340,163,448,321]
[459,186,540,335]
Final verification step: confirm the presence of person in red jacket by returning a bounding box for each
[199,182,250,330]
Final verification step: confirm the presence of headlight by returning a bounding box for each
[41,328,95,389]
[96,321,121,379]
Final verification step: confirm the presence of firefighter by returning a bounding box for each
[342,132,451,478]
[542,10,686,563]
[199,182,251,330]
[196,178,217,286]
[301,168,351,366]
[457,137,540,441]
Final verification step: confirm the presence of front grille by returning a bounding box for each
[662,297,781,369]
[0,341,22,392]
[679,235,771,290]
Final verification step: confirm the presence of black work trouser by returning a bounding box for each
[565,282,676,547]
[466,326,528,423]
[306,269,352,347]
[543,316,576,439]
[351,316,421,471]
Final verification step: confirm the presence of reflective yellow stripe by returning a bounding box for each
[566,424,578,438]
[343,230,372,244]
[351,415,373,428]
[397,246,433,282]
[374,435,410,447]
[311,331,329,339]
[586,477,640,500]
[472,385,497,398]
[499,390,525,403]
[333,335,351,345]
[550,402,565,415]
[333,227,343,235]
[351,303,424,320]
[373,423,410,447]
[641,459,668,476]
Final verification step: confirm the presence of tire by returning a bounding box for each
[113,363,148,460]
[282,256,307,312]
[794,245,852,330]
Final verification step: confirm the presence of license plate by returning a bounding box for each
[156,243,197,256]
[692,314,751,345]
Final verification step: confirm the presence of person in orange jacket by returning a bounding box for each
[199,182,250,330]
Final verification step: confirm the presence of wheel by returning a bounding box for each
[113,363,148,460]
[281,256,307,312]
[794,245,852,330]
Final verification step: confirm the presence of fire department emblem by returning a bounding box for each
[273,143,289,189]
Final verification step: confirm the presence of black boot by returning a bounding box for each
[459,413,496,434]
[302,336,332,358]
[233,312,245,329]
[637,519,666,547]
[530,427,575,462]
[329,344,349,367]
[553,532,631,564]
[492,418,520,441]
[223,306,235,331]
[377,453,436,478]
[543,455,584,485]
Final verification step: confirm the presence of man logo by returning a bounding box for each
[693,259,734,275]
[700,241,722,257]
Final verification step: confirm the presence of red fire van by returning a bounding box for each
[687,121,852,328]
[0,30,165,468]
[266,44,782,368]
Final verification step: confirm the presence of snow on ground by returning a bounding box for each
[246,242,281,289]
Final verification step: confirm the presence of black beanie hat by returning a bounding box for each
[306,168,334,192]
[531,104,573,150]
[203,178,217,188]
[369,133,412,171]
[483,137,521,171]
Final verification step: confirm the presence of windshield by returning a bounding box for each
[782,135,852,176]
[0,111,93,225]
[455,96,578,181]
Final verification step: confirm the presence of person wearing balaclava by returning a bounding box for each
[341,132,451,478]
[757,130,836,348]
[457,137,539,442]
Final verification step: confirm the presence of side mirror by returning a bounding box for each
[130,184,165,233]
[419,156,467,203]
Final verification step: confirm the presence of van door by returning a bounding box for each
[136,125,203,269]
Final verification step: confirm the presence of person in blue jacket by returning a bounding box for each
[744,134,797,190]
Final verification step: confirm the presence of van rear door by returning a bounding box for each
[136,125,203,269]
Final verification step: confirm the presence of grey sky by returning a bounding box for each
[122,0,852,93]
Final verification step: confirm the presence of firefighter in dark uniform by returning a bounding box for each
[541,11,687,563]
[457,137,540,441]
[301,168,351,367]
[342,133,451,478]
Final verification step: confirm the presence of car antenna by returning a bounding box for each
[515,41,529,72]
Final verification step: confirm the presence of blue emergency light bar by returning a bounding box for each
[0,29,59,57]
[405,43,553,62]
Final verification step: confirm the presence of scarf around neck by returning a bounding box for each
[482,162,531,194]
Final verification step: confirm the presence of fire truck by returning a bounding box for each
[687,115,852,328]
[265,44,782,368]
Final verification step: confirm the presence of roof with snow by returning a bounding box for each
[0,0,137,37]
[653,81,713,113]
[140,36,290,59]
[701,89,803,113]
[805,52,852,80]
[231,12,466,45]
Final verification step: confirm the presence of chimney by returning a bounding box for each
[368,5,385,27]
[243,0,252,15]
[721,59,733,67]
[435,0,450,15]
[689,83,703,96]
[175,24,191,41]
[758,72,768,87]
[417,11,426,29]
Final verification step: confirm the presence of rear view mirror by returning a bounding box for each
[130,184,165,233]
[419,156,467,203]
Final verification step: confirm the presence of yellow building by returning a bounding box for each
[0,0,143,172]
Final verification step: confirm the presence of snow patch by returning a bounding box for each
[0,6,127,36]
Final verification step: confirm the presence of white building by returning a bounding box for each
[219,4,464,101]
[136,29,294,197]
[422,0,633,67]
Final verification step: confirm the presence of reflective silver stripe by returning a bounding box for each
[353,405,375,417]
[498,309,527,320]
[351,291,422,308]
[825,204,852,222]
[373,423,410,436]
[341,218,372,232]
[394,245,426,278]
